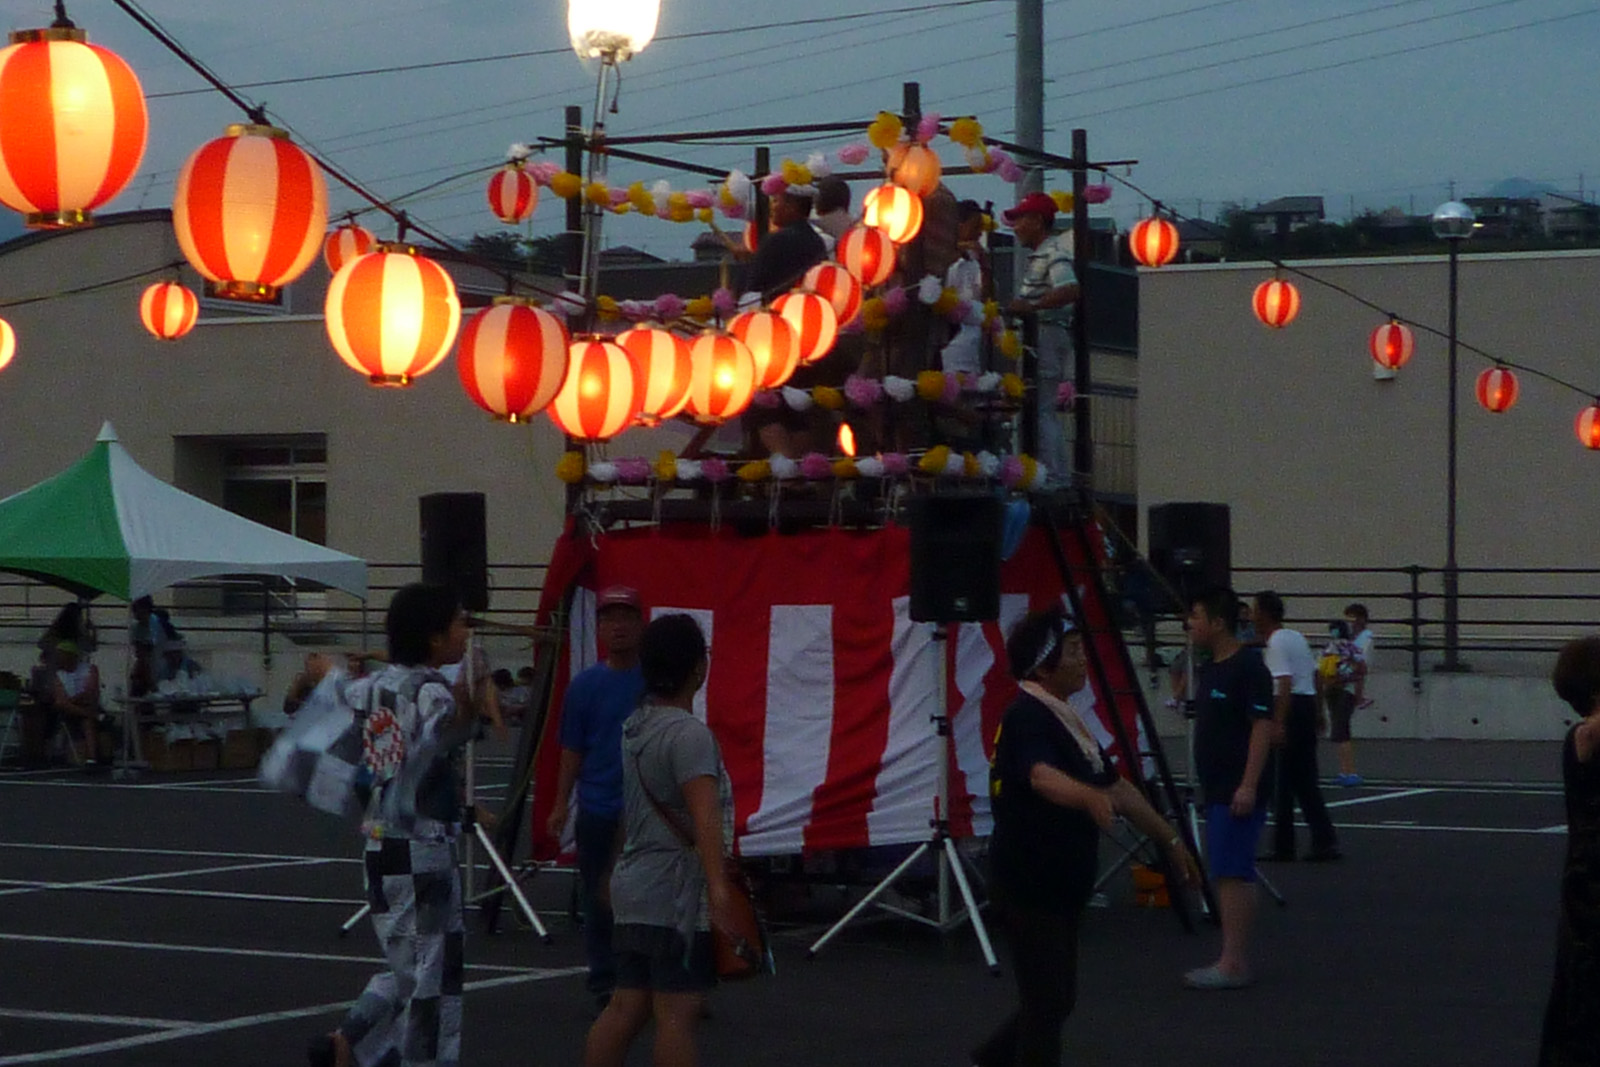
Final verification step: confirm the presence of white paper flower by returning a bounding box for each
[1027,463,1050,491]
[770,455,800,480]
[976,372,1002,393]
[882,376,916,402]
[976,450,1001,477]
[807,152,832,180]
[917,275,943,305]
[942,452,966,477]
[855,456,886,478]
[726,169,751,204]
[675,459,703,481]
[588,462,619,484]
[549,292,584,319]
[781,386,813,411]
[507,142,533,162]
[738,290,763,310]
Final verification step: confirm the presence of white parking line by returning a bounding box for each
[0,969,584,1065]
[1325,787,1438,809]
[0,932,542,973]
[0,858,337,898]
[1333,821,1561,836]
[0,841,355,864]
[0,1008,195,1029]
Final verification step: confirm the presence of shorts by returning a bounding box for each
[1204,804,1268,882]
[1326,688,1357,743]
[613,923,714,994]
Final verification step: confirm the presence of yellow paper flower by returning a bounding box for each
[668,196,695,223]
[550,172,583,199]
[737,460,771,483]
[981,212,997,233]
[963,451,980,477]
[556,451,586,484]
[1050,190,1075,214]
[867,111,904,150]
[982,300,1000,326]
[1019,454,1041,490]
[695,207,714,224]
[585,181,611,207]
[813,386,845,411]
[948,116,985,148]
[932,287,960,317]
[781,159,811,187]
[919,445,952,474]
[860,297,890,332]
[718,184,739,209]
[832,457,859,480]
[999,330,1022,360]
[1000,372,1025,399]
[916,370,947,402]
[596,295,621,321]
[685,296,714,319]
[655,450,678,482]
[611,203,633,215]
[628,182,654,213]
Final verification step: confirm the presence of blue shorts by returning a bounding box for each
[1205,803,1268,882]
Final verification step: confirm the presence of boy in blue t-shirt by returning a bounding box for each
[548,586,646,1011]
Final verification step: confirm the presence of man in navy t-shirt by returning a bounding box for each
[1185,585,1275,991]
[547,586,646,1011]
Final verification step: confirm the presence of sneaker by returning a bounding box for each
[1335,773,1364,787]
[1183,964,1255,990]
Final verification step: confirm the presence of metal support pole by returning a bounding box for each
[1441,239,1464,671]
[577,61,615,332]
[1070,128,1092,494]
[563,105,584,287]
[1014,0,1045,197]
[753,147,770,251]
[1408,564,1423,693]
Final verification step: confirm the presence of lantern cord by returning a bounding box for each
[0,260,186,310]
[51,2,73,29]
[1098,166,1600,403]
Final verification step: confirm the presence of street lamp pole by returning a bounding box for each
[1432,200,1475,672]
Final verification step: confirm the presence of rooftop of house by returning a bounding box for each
[1249,196,1326,216]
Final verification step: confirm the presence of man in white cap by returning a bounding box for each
[1004,191,1079,485]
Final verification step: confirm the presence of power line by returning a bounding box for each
[0,260,185,310]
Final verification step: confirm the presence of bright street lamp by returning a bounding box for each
[567,0,660,62]
[1431,199,1476,672]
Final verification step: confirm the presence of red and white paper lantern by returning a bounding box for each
[173,123,328,301]
[0,317,15,372]
[1475,366,1519,414]
[770,291,838,366]
[138,281,198,340]
[862,183,924,245]
[836,225,896,288]
[323,222,375,273]
[457,298,569,421]
[324,245,461,386]
[486,163,538,224]
[1577,405,1600,450]
[801,262,862,326]
[1368,321,1415,371]
[0,23,147,228]
[728,310,802,389]
[1129,216,1180,268]
[1251,279,1300,329]
[617,326,693,425]
[889,143,942,198]
[548,337,642,441]
[685,332,757,424]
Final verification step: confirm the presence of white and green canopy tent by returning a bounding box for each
[0,422,366,602]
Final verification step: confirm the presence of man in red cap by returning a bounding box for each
[1004,192,1079,484]
[548,585,646,1015]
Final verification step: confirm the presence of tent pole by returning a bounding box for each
[261,580,271,673]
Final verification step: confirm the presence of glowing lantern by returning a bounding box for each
[1129,216,1180,268]
[685,331,757,424]
[1475,366,1519,414]
[617,326,693,424]
[323,222,375,273]
[889,143,942,198]
[728,310,801,389]
[487,163,538,224]
[1577,404,1600,450]
[138,281,198,340]
[174,123,329,301]
[836,226,896,288]
[568,0,661,60]
[1369,320,1414,371]
[457,297,570,421]
[743,220,758,253]
[324,245,461,386]
[0,17,147,228]
[0,317,15,371]
[837,422,856,457]
[548,336,641,441]
[1251,279,1300,329]
[770,292,838,366]
[802,262,862,326]
[862,183,923,244]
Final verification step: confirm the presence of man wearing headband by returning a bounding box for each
[974,606,1197,1066]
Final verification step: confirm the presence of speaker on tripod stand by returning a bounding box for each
[1147,502,1231,610]
[420,492,489,613]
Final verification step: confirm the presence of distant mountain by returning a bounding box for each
[1485,177,1561,200]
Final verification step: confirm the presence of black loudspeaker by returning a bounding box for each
[420,492,489,613]
[908,494,1003,623]
[1147,502,1231,601]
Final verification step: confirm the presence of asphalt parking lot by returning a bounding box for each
[0,743,1570,1066]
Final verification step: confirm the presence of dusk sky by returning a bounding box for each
[7,0,1597,256]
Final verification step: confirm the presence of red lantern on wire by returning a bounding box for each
[617,326,693,425]
[770,291,838,366]
[889,142,942,198]
[801,262,862,326]
[685,331,757,424]
[1369,320,1415,371]
[138,281,198,341]
[548,337,641,441]
[836,225,896,288]
[1577,404,1600,450]
[743,220,759,253]
[487,162,538,224]
[0,14,148,229]
[324,245,461,386]
[323,222,375,273]
[1251,278,1300,329]
[1129,215,1180,268]
[728,309,802,389]
[862,183,923,244]
[457,297,569,421]
[174,123,329,301]
[1475,366,1519,414]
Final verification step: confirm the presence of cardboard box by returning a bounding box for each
[220,727,273,770]
[141,729,193,772]
[191,738,221,771]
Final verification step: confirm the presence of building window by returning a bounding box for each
[221,438,327,545]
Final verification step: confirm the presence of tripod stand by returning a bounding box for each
[806,624,1001,976]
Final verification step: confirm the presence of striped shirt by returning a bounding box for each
[1018,232,1077,327]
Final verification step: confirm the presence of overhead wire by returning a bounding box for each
[0,260,187,310]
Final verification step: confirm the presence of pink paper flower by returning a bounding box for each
[653,293,686,321]
[614,458,652,484]
[844,374,885,407]
[752,389,781,409]
[883,287,910,317]
[941,373,963,405]
[527,161,561,186]
[840,317,865,335]
[951,298,974,325]
[608,187,630,207]
[701,458,732,483]
[998,159,1025,184]
[881,452,910,477]
[916,112,942,144]
[1000,455,1025,488]
[837,143,871,166]
[684,189,714,209]
[712,288,737,317]
[720,200,746,220]
[1056,382,1077,410]
[799,452,834,480]
[619,299,651,322]
[760,173,788,196]
[1084,183,1112,205]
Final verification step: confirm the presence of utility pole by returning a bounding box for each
[1015,0,1044,198]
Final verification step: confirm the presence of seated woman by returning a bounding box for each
[48,641,107,765]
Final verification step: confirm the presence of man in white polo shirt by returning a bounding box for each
[1254,591,1341,862]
